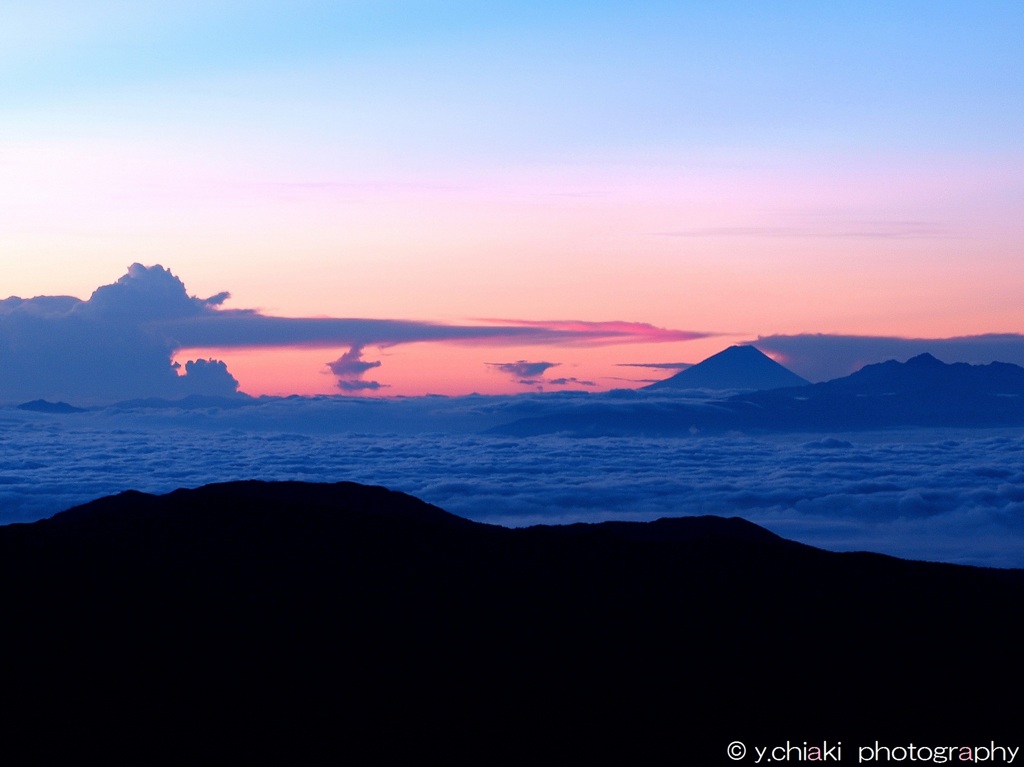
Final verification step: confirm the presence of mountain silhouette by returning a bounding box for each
[15,398,87,413]
[645,344,809,390]
[494,353,1024,435]
[732,352,1024,427]
[0,480,1019,760]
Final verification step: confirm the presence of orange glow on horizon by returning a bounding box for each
[175,336,722,398]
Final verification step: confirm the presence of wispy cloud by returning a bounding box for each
[336,379,385,392]
[653,220,950,240]
[487,361,558,379]
[487,360,560,388]
[475,319,711,346]
[616,362,692,370]
[548,377,595,387]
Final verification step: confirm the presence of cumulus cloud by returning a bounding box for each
[754,333,1024,382]
[327,345,384,392]
[84,262,224,321]
[0,264,711,403]
[0,264,238,403]
[326,345,382,378]
[179,359,240,396]
[488,361,559,379]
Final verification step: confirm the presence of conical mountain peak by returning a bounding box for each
[645,345,809,391]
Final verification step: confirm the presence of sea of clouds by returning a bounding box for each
[4,393,1023,569]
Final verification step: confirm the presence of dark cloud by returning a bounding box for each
[475,319,710,346]
[0,264,712,404]
[163,313,549,348]
[488,361,559,379]
[326,345,381,378]
[487,360,564,388]
[548,377,595,387]
[337,380,385,392]
[162,315,712,349]
[327,345,384,392]
[754,333,1024,382]
[0,264,238,403]
[616,362,692,370]
[179,359,240,397]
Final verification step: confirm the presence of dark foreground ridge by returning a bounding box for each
[1,480,1021,762]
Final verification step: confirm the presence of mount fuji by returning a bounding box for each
[644,344,809,391]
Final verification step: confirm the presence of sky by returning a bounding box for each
[2,1,1023,399]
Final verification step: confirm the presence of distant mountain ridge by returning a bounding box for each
[732,352,1024,428]
[644,344,809,390]
[494,353,1024,435]
[809,352,1024,395]
[16,399,87,413]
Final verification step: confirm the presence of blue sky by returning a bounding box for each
[6,1,1021,155]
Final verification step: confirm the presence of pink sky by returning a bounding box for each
[3,3,1021,398]
[6,149,1023,398]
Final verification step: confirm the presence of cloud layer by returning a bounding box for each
[2,398,1021,568]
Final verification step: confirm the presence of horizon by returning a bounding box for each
[5,261,1024,403]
